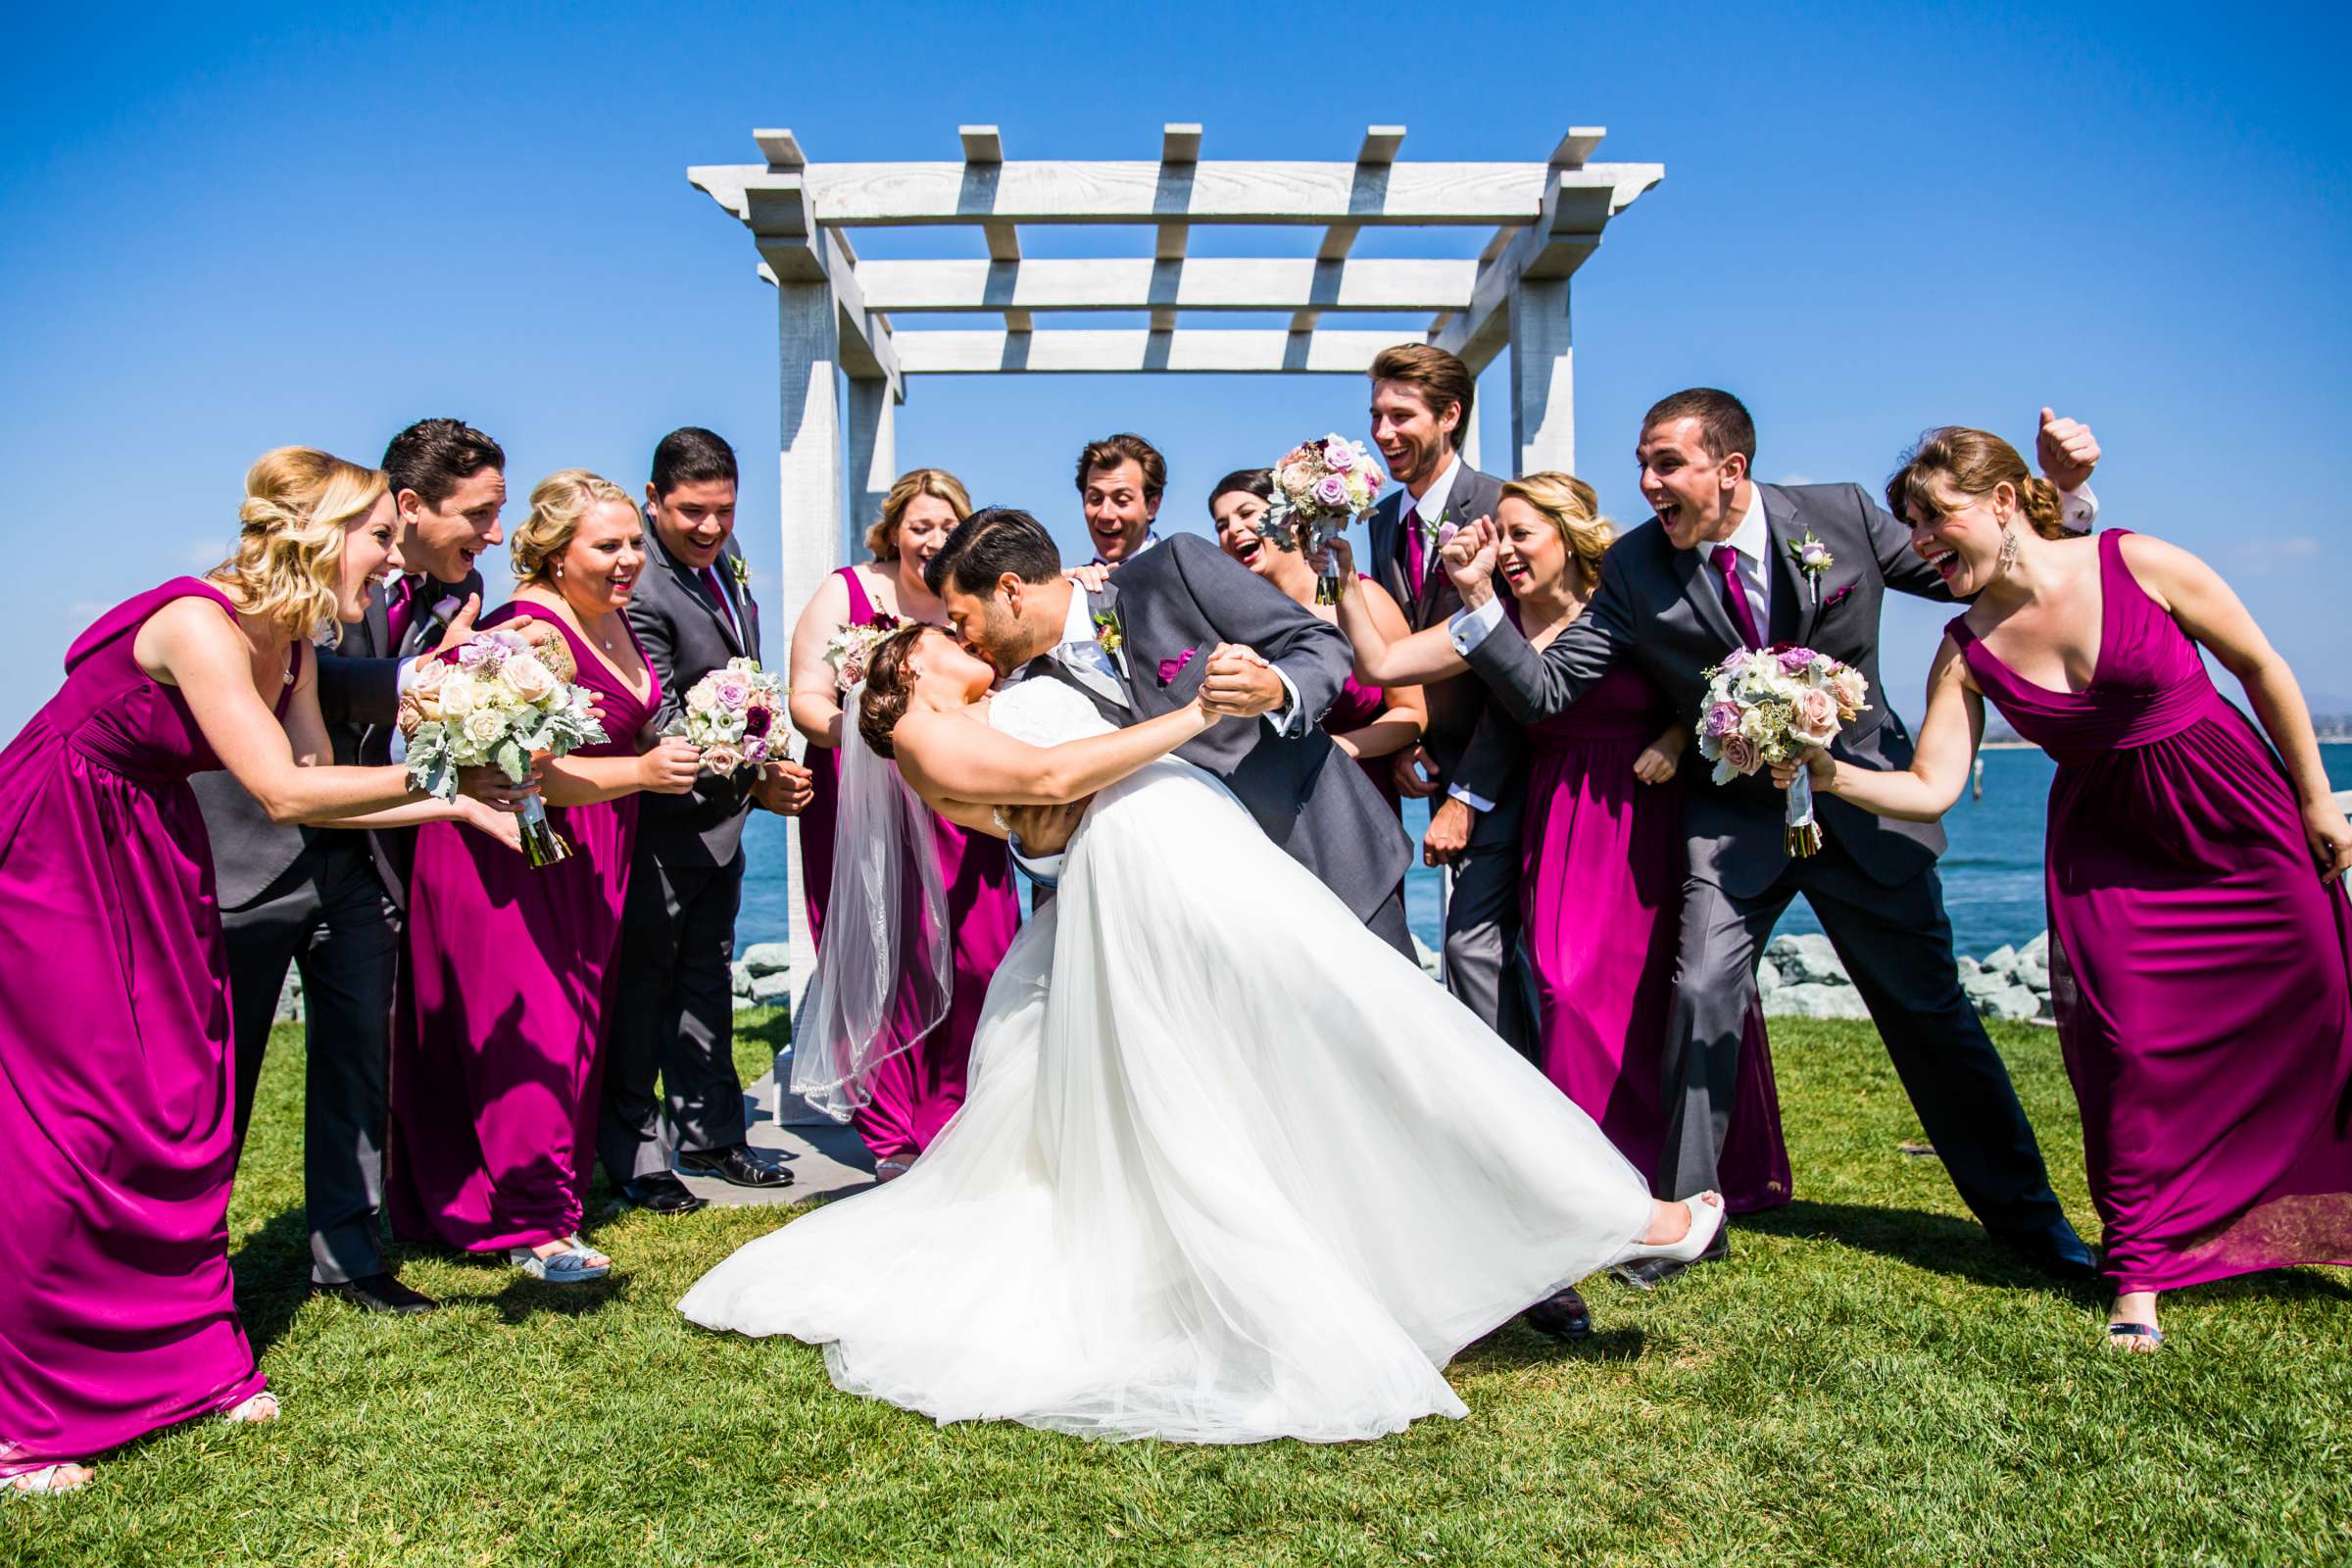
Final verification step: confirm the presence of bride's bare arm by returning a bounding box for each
[893,698,1219,810]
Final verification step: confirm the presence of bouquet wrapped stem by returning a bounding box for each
[1785,767,1822,858]
[515,792,571,867]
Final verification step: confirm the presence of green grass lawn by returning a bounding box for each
[8,1013,2349,1566]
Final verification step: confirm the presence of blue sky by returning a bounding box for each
[4,1,2346,736]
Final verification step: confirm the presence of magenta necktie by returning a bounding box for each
[700,565,741,644]
[1403,507,1427,599]
[1710,544,1764,650]
[383,574,418,652]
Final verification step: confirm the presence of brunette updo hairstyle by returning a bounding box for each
[1497,470,1614,591]
[865,467,972,562]
[1886,428,2070,541]
[1206,467,1274,519]
[854,622,931,759]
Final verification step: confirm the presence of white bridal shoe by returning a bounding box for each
[1610,1192,1727,1270]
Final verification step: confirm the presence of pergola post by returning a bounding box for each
[775,278,843,992]
[1507,277,1574,476]
[846,375,897,552]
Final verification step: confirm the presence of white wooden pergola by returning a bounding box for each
[687,123,1662,987]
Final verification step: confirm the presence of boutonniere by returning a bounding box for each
[1788,529,1835,607]
[727,556,752,591]
[1091,608,1124,654]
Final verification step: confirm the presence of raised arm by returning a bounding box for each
[788,571,855,751]
[2123,532,2352,877]
[1785,636,1981,821]
[1327,534,1468,686]
[1325,577,1426,761]
[894,698,1220,812]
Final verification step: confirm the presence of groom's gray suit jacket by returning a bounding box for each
[1463,483,1949,900]
[1024,532,1412,926]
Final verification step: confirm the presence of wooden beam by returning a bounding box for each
[1356,125,1405,165]
[957,124,1022,266]
[754,128,806,169]
[1433,163,1662,370]
[1161,122,1201,163]
[1547,127,1605,168]
[853,256,1477,314]
[892,327,1400,374]
[958,124,1004,163]
[697,159,1608,226]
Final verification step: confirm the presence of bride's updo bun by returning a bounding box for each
[855,623,931,759]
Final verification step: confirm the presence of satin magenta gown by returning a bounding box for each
[389,606,658,1252]
[1520,664,1792,1213]
[1949,529,2352,1295]
[0,582,284,1474]
[800,565,1019,1164]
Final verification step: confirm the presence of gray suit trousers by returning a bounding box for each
[599,853,752,1182]
[224,836,399,1285]
[1442,791,1536,1056]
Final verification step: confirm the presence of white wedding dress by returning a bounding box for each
[677,677,1653,1444]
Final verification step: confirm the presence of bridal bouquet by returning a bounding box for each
[667,657,792,777]
[1267,434,1384,603]
[399,628,608,868]
[1694,644,1870,856]
[822,613,905,692]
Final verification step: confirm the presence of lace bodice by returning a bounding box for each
[988,674,1118,748]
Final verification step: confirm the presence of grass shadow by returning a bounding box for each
[1454,1323,1649,1372]
[226,1202,319,1361]
[1740,1200,2098,1298]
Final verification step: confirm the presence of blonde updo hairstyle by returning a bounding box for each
[1886,428,2070,541]
[218,447,386,639]
[511,468,637,583]
[1497,470,1615,592]
[865,467,972,562]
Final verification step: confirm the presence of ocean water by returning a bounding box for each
[739,744,2352,965]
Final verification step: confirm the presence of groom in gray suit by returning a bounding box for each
[1452,389,2104,1286]
[927,507,1414,954]
[193,417,513,1315]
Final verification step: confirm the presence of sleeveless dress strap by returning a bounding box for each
[64,577,240,673]
[838,564,877,623]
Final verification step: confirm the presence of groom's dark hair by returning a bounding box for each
[1641,388,1757,466]
[925,507,1063,597]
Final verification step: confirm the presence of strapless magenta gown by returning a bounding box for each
[1521,663,1791,1213]
[389,606,658,1252]
[799,566,1019,1164]
[0,581,283,1474]
[1951,530,2352,1293]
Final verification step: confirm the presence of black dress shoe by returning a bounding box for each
[1523,1286,1592,1341]
[1991,1219,2099,1282]
[1610,1228,1732,1291]
[621,1171,709,1215]
[313,1273,438,1316]
[676,1144,795,1190]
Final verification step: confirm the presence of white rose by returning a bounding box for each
[438,670,478,718]
[502,655,556,703]
[464,708,507,747]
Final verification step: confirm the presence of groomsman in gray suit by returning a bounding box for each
[1451,389,2105,1288]
[193,417,514,1314]
[600,428,813,1214]
[1359,344,1534,1054]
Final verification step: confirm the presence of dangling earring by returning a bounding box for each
[555,562,564,579]
[1994,521,2020,576]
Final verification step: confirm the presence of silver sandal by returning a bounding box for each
[510,1243,610,1283]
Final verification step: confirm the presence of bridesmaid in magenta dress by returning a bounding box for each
[787,468,1018,1174]
[1207,469,1425,811]
[1330,473,1792,1211]
[1,449,520,1494]
[391,470,703,1281]
[1793,427,2352,1349]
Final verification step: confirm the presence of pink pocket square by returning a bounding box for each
[1821,583,1855,610]
[1157,649,1197,685]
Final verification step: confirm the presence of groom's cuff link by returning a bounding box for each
[1008,837,1065,889]
[1446,784,1496,813]
[1262,666,1303,737]
[2059,481,2097,535]
[1449,595,1507,654]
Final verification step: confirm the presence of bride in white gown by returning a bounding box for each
[678,625,1721,1445]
